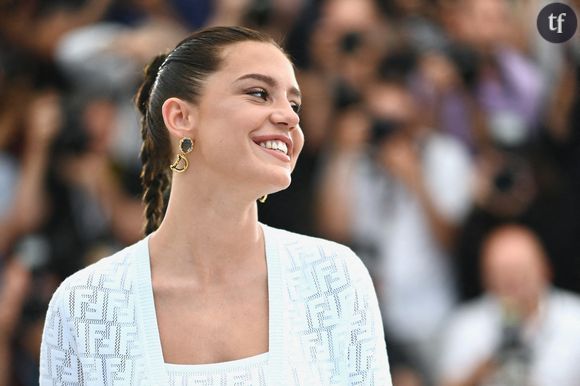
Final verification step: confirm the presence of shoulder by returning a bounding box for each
[48,239,142,316]
[41,240,145,369]
[455,296,496,319]
[439,297,499,380]
[265,224,372,285]
[60,242,136,290]
[549,289,580,328]
[445,296,497,336]
[551,288,580,309]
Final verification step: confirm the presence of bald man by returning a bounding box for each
[438,224,580,386]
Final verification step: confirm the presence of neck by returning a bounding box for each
[148,175,265,287]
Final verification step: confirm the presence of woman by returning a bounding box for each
[39,26,391,385]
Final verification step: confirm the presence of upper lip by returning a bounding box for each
[251,134,293,156]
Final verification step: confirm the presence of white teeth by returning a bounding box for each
[258,140,288,155]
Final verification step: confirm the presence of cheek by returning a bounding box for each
[199,104,260,144]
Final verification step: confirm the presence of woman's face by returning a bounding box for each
[191,41,304,196]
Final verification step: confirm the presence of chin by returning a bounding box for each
[261,168,292,194]
[271,173,293,192]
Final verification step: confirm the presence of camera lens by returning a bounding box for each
[339,32,362,54]
[493,168,515,193]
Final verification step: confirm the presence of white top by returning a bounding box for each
[439,289,580,386]
[351,133,472,342]
[165,352,268,385]
[40,223,392,385]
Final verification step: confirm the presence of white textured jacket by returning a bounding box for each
[40,224,392,385]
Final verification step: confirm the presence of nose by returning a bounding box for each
[270,101,300,129]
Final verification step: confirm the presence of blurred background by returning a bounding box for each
[1,0,580,385]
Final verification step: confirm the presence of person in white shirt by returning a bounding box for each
[39,26,392,385]
[438,224,580,386]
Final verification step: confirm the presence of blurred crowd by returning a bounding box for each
[1,0,580,385]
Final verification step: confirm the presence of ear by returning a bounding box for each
[161,97,198,139]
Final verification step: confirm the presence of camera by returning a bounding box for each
[339,31,363,54]
[369,117,403,143]
[493,166,516,193]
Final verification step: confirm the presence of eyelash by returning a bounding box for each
[247,88,302,114]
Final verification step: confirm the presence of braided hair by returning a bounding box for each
[135,26,281,235]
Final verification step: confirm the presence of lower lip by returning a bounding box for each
[255,143,291,162]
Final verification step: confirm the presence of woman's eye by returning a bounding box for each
[291,103,302,114]
[248,89,268,100]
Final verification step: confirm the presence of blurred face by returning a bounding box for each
[365,83,417,135]
[450,0,511,49]
[191,41,304,196]
[482,228,549,312]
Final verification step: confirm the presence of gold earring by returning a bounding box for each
[258,195,268,203]
[170,137,194,173]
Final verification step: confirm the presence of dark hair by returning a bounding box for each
[135,26,281,235]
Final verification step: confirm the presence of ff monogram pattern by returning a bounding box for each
[40,225,391,385]
[165,353,268,386]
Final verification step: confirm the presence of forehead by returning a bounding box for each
[215,41,298,88]
[484,231,542,269]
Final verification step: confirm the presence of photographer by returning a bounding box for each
[439,224,580,386]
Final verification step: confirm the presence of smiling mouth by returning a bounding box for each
[253,140,291,162]
[257,139,288,155]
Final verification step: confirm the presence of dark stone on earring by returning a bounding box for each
[180,138,193,153]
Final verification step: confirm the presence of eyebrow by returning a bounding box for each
[235,73,302,99]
